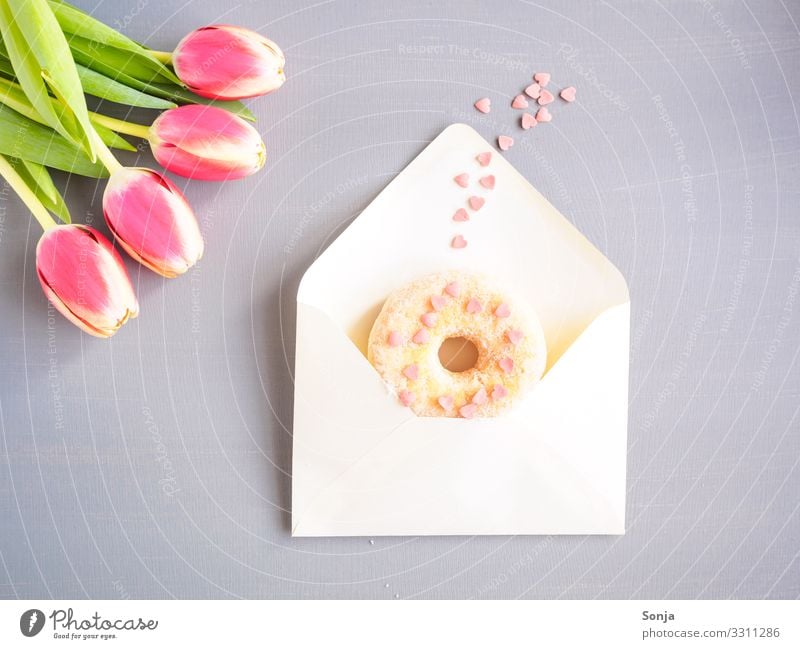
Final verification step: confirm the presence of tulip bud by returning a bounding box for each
[172,25,286,100]
[149,105,266,180]
[36,225,139,338]
[103,168,204,278]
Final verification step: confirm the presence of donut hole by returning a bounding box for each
[438,337,479,373]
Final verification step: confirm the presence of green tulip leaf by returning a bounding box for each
[66,32,177,86]
[11,157,70,223]
[0,103,107,177]
[18,158,57,203]
[150,84,257,122]
[91,120,135,152]
[75,63,176,109]
[0,75,134,151]
[48,0,183,86]
[0,0,96,160]
[0,153,57,230]
[0,41,176,110]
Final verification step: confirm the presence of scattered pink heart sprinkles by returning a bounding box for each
[471,71,576,152]
[474,97,491,113]
[497,135,514,151]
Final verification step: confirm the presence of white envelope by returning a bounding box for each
[291,123,629,536]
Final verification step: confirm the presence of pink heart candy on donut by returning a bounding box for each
[412,329,430,344]
[494,303,511,318]
[506,329,524,345]
[492,384,508,400]
[499,357,515,374]
[403,364,419,380]
[472,388,489,405]
[438,395,454,410]
[466,298,483,314]
[445,281,461,297]
[421,312,438,328]
[459,403,479,419]
[430,295,448,311]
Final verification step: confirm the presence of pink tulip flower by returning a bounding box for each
[172,25,286,100]
[149,105,266,180]
[103,168,204,278]
[36,225,139,338]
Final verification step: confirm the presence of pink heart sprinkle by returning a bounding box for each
[538,89,554,106]
[474,97,491,113]
[430,294,448,311]
[421,312,438,328]
[466,298,483,314]
[452,208,469,222]
[472,387,488,405]
[459,403,479,419]
[388,331,403,347]
[445,281,461,297]
[492,384,508,401]
[524,83,541,99]
[468,196,485,211]
[399,390,415,406]
[499,357,514,374]
[451,235,468,249]
[511,94,529,109]
[438,395,454,410]
[476,151,492,166]
[534,72,550,87]
[403,364,418,380]
[479,175,495,190]
[535,107,552,123]
[454,173,469,188]
[560,86,576,102]
[498,135,514,151]
[506,329,524,345]
[521,113,537,130]
[412,329,429,344]
[494,303,511,318]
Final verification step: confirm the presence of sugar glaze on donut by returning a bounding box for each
[367,272,547,417]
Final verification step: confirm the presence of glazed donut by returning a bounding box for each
[367,271,547,417]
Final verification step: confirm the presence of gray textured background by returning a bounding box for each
[0,0,798,599]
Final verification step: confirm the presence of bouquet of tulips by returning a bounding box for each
[0,0,285,336]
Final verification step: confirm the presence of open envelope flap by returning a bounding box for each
[292,301,416,521]
[292,303,629,536]
[297,123,629,367]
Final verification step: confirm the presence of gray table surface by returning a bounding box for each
[0,0,798,600]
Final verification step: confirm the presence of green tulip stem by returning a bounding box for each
[149,50,173,65]
[0,154,57,231]
[88,129,123,174]
[89,113,151,140]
